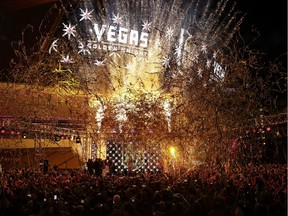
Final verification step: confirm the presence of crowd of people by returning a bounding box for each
[86,157,116,177]
[0,161,286,216]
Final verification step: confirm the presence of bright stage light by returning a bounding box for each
[266,127,271,132]
[54,135,61,142]
[169,146,176,158]
[22,132,28,139]
[76,136,81,143]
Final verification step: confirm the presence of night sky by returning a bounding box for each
[0,0,287,71]
[237,0,287,63]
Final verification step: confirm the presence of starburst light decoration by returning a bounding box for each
[79,8,93,21]
[62,23,77,40]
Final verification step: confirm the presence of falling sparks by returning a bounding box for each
[49,0,245,138]
[154,39,161,50]
[95,104,106,133]
[174,45,182,64]
[163,99,173,132]
[115,106,128,133]
[51,0,244,96]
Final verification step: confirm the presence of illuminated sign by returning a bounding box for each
[81,24,150,56]
[93,24,149,48]
[53,6,226,81]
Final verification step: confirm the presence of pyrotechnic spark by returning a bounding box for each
[49,0,244,135]
[96,103,106,133]
[163,99,173,132]
[53,0,243,92]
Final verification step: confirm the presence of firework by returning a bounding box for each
[47,0,244,133]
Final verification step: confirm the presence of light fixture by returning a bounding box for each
[22,132,28,139]
[76,136,81,143]
[266,127,271,132]
[54,135,61,142]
